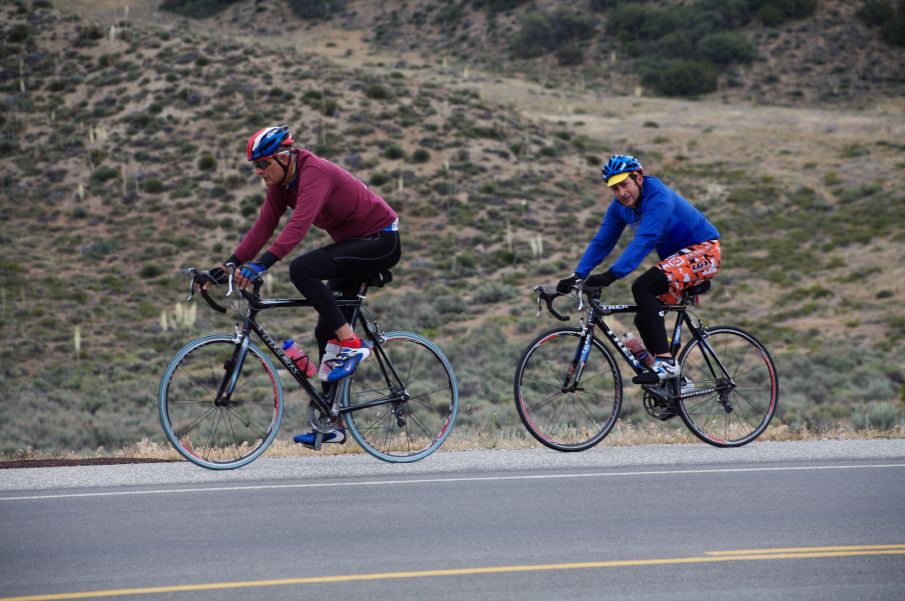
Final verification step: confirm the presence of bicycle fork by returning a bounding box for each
[215,330,252,406]
[563,329,596,392]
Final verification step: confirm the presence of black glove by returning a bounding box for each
[556,273,582,294]
[204,265,229,285]
[585,270,617,288]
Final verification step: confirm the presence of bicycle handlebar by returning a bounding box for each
[534,282,606,322]
[533,286,572,322]
[184,264,241,314]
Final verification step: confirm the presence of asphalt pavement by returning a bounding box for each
[2,440,904,601]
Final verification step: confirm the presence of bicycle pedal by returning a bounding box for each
[313,431,324,451]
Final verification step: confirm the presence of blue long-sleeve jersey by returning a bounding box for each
[574,176,719,279]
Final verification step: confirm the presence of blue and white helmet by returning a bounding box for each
[601,154,643,186]
[246,125,294,161]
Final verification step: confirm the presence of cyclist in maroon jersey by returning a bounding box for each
[203,125,400,447]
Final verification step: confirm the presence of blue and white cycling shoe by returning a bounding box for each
[293,428,345,447]
[632,358,681,385]
[326,339,371,382]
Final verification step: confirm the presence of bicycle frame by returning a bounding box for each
[215,280,409,421]
[567,290,730,400]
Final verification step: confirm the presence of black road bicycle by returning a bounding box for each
[514,281,778,451]
[158,267,458,469]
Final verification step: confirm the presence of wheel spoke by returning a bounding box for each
[341,333,457,462]
[515,330,621,451]
[678,327,777,447]
[160,338,282,469]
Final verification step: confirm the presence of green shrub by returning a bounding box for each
[411,149,431,163]
[852,402,899,431]
[752,0,816,26]
[142,178,164,194]
[858,0,895,26]
[384,145,406,160]
[91,166,120,184]
[510,9,596,59]
[198,154,217,171]
[76,24,104,46]
[476,0,532,12]
[320,98,338,116]
[0,139,17,157]
[556,45,585,66]
[365,83,392,100]
[882,9,905,45]
[472,281,518,304]
[287,0,348,19]
[370,172,392,186]
[606,3,688,42]
[83,238,116,259]
[589,0,621,11]
[8,24,30,43]
[699,32,756,64]
[640,59,718,96]
[160,0,242,18]
[139,264,163,278]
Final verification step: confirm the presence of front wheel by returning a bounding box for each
[159,335,284,469]
[677,326,778,447]
[514,328,623,452]
[339,332,458,463]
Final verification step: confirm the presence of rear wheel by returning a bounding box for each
[514,328,622,451]
[339,332,458,463]
[677,326,778,447]
[159,335,283,469]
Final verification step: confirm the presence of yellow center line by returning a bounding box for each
[3,545,904,601]
[706,544,905,556]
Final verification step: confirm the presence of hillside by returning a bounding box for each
[190,0,905,108]
[0,0,903,455]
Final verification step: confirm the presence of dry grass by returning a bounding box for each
[3,425,902,463]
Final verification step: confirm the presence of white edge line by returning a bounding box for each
[2,463,904,502]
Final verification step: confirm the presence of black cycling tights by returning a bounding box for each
[631,266,671,356]
[289,231,400,357]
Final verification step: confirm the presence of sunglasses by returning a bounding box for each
[253,158,272,170]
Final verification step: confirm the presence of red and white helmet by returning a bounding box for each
[246,125,294,161]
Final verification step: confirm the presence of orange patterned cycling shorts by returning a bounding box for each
[656,240,721,305]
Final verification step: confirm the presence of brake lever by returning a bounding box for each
[534,285,544,317]
[225,262,236,297]
[184,268,198,301]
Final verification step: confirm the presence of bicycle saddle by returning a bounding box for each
[686,280,711,296]
[366,270,393,288]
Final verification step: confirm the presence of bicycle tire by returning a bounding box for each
[514,327,622,452]
[158,334,284,469]
[677,326,778,447]
[339,331,458,463]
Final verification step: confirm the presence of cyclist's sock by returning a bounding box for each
[339,335,363,348]
[326,336,371,382]
[318,340,342,382]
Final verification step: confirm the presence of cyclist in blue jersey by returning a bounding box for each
[556,154,721,384]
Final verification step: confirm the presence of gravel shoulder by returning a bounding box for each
[2,439,904,493]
